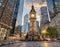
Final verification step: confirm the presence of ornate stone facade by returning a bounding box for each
[0,0,17,41]
[27,5,39,40]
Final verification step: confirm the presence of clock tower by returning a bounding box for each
[30,5,37,32]
[27,5,39,40]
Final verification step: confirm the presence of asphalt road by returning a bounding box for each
[1,41,60,47]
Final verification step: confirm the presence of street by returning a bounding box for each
[1,41,60,47]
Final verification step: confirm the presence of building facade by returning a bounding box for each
[11,0,20,35]
[0,0,8,20]
[11,19,16,35]
[53,0,60,13]
[46,0,60,18]
[15,25,22,37]
[40,6,49,31]
[40,6,49,24]
[24,14,29,33]
[16,0,24,26]
[46,0,54,18]
[27,5,39,40]
[0,0,17,40]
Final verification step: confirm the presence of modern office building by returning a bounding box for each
[0,0,17,40]
[23,14,29,33]
[40,6,49,31]
[16,0,24,26]
[40,6,49,24]
[46,0,56,18]
[24,14,29,23]
[11,0,20,35]
[46,0,60,18]
[46,0,54,13]
[53,0,60,13]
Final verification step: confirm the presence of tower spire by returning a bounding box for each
[31,1,34,9]
[32,5,34,9]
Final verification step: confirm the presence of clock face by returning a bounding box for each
[31,14,34,17]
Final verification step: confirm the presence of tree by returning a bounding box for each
[57,26,60,36]
[46,26,58,38]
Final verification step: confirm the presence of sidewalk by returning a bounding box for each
[0,39,20,46]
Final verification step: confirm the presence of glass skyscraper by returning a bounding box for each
[46,0,54,18]
[46,0,54,13]
[13,0,20,19]
[16,0,24,26]
[40,6,49,24]
[23,14,29,33]
[11,0,20,34]
[46,0,60,18]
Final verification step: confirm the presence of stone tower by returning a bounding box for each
[27,5,39,40]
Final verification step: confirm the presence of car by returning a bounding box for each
[45,38,51,41]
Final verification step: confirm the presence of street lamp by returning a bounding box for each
[42,29,46,34]
[42,29,47,39]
